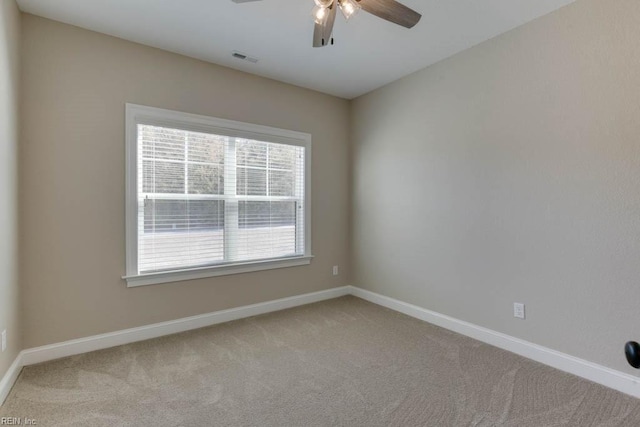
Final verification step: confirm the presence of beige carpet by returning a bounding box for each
[2,296,640,426]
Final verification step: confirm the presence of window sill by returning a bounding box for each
[123,255,314,287]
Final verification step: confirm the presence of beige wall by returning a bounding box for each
[0,0,20,378]
[351,0,640,374]
[20,15,350,348]
[18,0,640,379]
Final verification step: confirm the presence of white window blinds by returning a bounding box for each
[137,124,306,274]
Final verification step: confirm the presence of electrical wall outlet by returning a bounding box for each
[332,265,339,276]
[1,330,6,352]
[514,303,525,319]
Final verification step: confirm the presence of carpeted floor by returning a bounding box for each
[2,296,640,426]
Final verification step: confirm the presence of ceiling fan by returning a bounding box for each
[312,0,421,47]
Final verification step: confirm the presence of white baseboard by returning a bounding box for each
[348,286,640,399]
[0,353,23,406]
[0,286,349,405]
[20,286,350,366]
[3,284,640,406]
[0,286,350,405]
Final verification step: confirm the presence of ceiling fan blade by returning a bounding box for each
[357,0,421,28]
[312,3,338,47]
[312,22,324,48]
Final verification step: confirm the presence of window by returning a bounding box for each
[124,104,312,287]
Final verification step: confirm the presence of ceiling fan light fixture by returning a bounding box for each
[314,0,334,7]
[312,5,329,24]
[338,0,360,20]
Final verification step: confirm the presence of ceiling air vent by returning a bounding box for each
[232,51,259,64]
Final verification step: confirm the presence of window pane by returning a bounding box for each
[269,170,294,197]
[237,140,267,167]
[143,199,224,232]
[237,201,297,260]
[187,132,225,164]
[268,144,296,170]
[239,201,296,228]
[142,160,185,194]
[237,167,267,196]
[188,164,224,195]
[140,199,224,272]
[140,125,185,161]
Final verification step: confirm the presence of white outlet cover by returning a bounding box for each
[1,330,6,352]
[514,303,525,319]
[332,266,339,276]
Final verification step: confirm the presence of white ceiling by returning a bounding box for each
[16,0,575,99]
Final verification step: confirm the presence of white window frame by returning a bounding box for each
[123,104,312,287]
